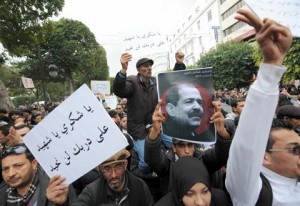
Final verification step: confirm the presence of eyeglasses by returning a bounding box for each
[1,145,27,159]
[102,162,124,174]
[267,145,300,156]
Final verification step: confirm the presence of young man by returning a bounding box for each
[225,9,299,205]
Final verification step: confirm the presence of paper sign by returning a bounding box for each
[121,31,169,59]
[21,77,35,89]
[91,80,110,94]
[157,68,216,144]
[104,95,118,110]
[23,84,128,184]
[244,0,300,37]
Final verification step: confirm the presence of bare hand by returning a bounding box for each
[7,127,23,146]
[175,51,185,64]
[235,9,292,66]
[46,175,69,205]
[149,100,165,140]
[210,101,230,139]
[120,53,132,74]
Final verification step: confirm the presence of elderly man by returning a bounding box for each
[0,144,76,205]
[163,83,214,142]
[113,53,158,173]
[225,9,299,205]
[73,149,153,206]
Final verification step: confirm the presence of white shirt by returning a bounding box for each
[225,63,300,205]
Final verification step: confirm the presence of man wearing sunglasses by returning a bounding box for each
[225,9,300,206]
[73,149,153,206]
[0,144,76,206]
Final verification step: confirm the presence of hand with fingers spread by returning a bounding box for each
[149,100,165,140]
[235,9,292,66]
[46,175,69,204]
[120,53,132,74]
[210,100,230,139]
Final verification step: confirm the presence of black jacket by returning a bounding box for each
[145,135,231,195]
[72,170,154,206]
[113,73,158,139]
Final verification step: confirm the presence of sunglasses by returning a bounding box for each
[267,145,300,156]
[1,145,27,159]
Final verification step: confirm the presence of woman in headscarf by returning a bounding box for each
[155,156,230,206]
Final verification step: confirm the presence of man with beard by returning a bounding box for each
[163,83,213,142]
[72,149,153,206]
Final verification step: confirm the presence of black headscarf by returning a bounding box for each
[172,156,210,202]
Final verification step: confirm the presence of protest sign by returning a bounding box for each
[91,80,110,95]
[244,0,300,37]
[21,77,35,89]
[23,84,128,184]
[157,68,216,144]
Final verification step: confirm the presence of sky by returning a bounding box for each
[58,0,197,76]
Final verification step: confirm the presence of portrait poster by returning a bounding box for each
[157,68,216,144]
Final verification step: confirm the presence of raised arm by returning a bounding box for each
[225,9,292,205]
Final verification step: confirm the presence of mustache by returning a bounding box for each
[188,110,203,118]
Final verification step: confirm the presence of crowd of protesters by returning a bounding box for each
[0,9,299,206]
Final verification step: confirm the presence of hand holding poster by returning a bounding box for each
[23,84,128,184]
[157,68,216,144]
[244,0,300,37]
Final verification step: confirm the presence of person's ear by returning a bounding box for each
[263,152,271,166]
[32,159,38,171]
[172,145,176,153]
[166,103,176,116]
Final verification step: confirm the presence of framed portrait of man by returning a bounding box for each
[157,68,216,144]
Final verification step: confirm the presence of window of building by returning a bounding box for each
[207,10,212,21]
[223,21,246,36]
[197,20,201,30]
[222,0,245,20]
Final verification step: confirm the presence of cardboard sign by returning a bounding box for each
[23,84,128,184]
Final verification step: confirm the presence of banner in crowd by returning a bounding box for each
[157,68,216,144]
[91,80,110,95]
[23,84,128,184]
[21,77,35,89]
[244,0,300,37]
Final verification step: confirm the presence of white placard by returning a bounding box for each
[104,95,119,110]
[91,80,110,95]
[121,31,169,58]
[244,0,300,37]
[23,84,128,184]
[21,77,35,89]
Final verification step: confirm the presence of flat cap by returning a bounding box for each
[101,149,130,167]
[136,58,154,69]
[276,105,300,119]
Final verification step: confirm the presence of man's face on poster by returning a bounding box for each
[167,85,204,130]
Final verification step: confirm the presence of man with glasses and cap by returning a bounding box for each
[0,144,76,206]
[73,149,154,206]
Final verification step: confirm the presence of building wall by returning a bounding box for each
[168,0,254,68]
[169,0,221,67]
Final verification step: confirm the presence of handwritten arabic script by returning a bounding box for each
[23,84,129,184]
